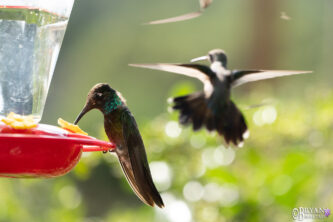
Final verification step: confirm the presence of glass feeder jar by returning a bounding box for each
[0,0,75,122]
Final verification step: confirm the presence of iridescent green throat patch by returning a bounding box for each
[104,96,122,114]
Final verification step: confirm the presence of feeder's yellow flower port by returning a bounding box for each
[58,118,88,136]
[1,112,37,129]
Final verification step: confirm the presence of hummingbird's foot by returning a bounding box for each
[103,149,115,154]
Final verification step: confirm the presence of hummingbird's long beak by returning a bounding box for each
[74,104,92,125]
[190,55,208,63]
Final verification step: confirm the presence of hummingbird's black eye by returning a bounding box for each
[95,93,103,100]
[209,54,213,61]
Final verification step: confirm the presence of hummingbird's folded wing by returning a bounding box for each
[118,110,164,208]
[129,63,215,83]
[145,11,202,25]
[231,70,312,88]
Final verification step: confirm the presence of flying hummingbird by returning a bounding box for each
[146,0,213,25]
[130,49,311,146]
[74,83,164,208]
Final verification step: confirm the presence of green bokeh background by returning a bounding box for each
[1,0,333,221]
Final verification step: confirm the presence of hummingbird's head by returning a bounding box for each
[190,49,227,68]
[74,83,125,124]
[208,49,227,67]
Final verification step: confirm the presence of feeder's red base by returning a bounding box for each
[0,123,115,178]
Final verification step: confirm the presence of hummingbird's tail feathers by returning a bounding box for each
[173,92,209,131]
[117,152,164,208]
[127,147,164,208]
[215,101,248,146]
[172,93,248,146]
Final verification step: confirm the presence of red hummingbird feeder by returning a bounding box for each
[0,123,115,178]
[0,1,114,178]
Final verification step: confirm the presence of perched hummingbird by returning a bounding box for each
[74,83,164,208]
[146,0,213,25]
[130,49,311,146]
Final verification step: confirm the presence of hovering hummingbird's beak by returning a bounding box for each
[190,55,209,63]
[74,104,92,125]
